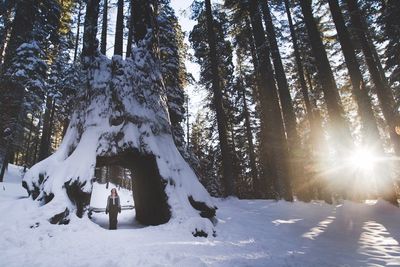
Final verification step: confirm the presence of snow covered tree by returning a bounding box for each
[0,0,47,181]
[22,0,217,236]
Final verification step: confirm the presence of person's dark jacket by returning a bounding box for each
[106,196,121,214]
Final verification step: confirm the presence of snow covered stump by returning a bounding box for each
[22,27,217,236]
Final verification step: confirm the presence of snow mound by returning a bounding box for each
[3,164,26,183]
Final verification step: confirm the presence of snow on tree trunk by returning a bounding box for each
[22,11,217,237]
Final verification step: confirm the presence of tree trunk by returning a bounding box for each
[204,0,236,196]
[283,0,318,201]
[345,0,400,156]
[38,95,54,161]
[247,0,293,201]
[126,0,134,58]
[82,0,100,59]
[0,7,13,65]
[73,1,83,63]
[260,0,304,200]
[299,0,353,153]
[23,115,35,165]
[240,76,258,192]
[0,81,24,182]
[185,94,190,147]
[100,0,108,55]
[328,0,382,148]
[114,0,123,56]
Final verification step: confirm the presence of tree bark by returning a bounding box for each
[126,0,134,58]
[100,0,108,55]
[73,1,83,63]
[247,0,292,201]
[240,74,258,191]
[204,0,236,196]
[82,0,100,59]
[114,0,123,56]
[38,95,54,161]
[0,6,13,65]
[23,114,35,165]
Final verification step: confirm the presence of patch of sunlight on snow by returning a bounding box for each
[227,238,256,247]
[365,200,378,205]
[272,219,303,226]
[203,251,270,264]
[358,221,400,266]
[149,240,219,247]
[302,216,336,240]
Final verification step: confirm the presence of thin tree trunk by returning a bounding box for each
[32,114,43,165]
[345,0,400,156]
[247,0,293,201]
[38,95,54,161]
[23,115,35,165]
[185,94,190,147]
[126,0,134,58]
[114,0,124,56]
[204,0,236,196]
[239,75,258,192]
[100,0,108,55]
[73,0,83,63]
[0,8,12,64]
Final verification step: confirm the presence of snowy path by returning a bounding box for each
[1,168,400,266]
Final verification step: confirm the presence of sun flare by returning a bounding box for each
[349,148,376,171]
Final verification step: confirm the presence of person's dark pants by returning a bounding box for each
[109,209,118,230]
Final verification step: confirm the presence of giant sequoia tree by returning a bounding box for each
[22,0,216,236]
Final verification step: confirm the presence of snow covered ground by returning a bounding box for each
[1,165,400,267]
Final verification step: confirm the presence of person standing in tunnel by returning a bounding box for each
[105,188,121,230]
